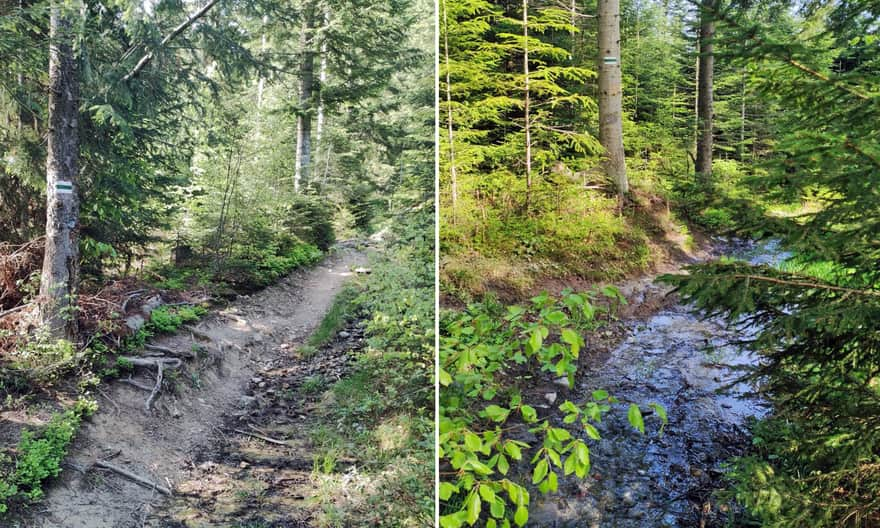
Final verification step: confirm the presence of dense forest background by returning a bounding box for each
[440,0,880,526]
[0,0,434,523]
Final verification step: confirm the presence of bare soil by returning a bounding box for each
[11,247,367,528]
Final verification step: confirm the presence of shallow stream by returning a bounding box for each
[530,240,789,527]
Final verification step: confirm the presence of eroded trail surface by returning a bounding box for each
[532,241,786,528]
[22,247,367,528]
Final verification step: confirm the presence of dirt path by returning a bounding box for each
[20,247,367,528]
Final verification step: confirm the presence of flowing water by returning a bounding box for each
[530,240,789,527]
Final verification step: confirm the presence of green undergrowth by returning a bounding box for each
[150,241,323,296]
[308,208,434,527]
[439,291,666,527]
[308,286,359,347]
[0,397,97,514]
[441,181,652,301]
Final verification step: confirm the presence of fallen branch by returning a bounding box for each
[97,387,121,416]
[94,460,172,496]
[233,428,291,447]
[0,303,29,319]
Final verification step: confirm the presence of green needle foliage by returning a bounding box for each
[662,2,880,525]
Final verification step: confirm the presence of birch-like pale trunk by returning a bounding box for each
[257,15,268,108]
[739,68,746,160]
[523,0,532,212]
[40,0,81,338]
[315,10,328,150]
[597,0,628,195]
[695,0,715,179]
[441,0,458,224]
[294,2,316,193]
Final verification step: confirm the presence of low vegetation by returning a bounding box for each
[439,290,665,527]
[309,208,435,527]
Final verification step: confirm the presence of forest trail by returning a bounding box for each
[530,241,786,528]
[21,246,368,528]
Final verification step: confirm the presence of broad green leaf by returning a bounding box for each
[466,492,481,525]
[464,431,482,451]
[628,404,645,434]
[521,405,538,423]
[439,481,457,501]
[532,458,549,484]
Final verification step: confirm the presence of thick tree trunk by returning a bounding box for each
[523,0,532,212]
[695,1,715,179]
[597,0,628,195]
[294,2,316,193]
[40,0,80,339]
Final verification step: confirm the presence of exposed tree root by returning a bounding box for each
[118,356,182,411]
[145,343,195,359]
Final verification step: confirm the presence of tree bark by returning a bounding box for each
[597,0,628,195]
[294,2,316,193]
[442,0,458,224]
[315,9,328,153]
[40,0,81,339]
[523,0,532,212]
[695,0,715,179]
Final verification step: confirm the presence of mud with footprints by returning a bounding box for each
[20,246,368,528]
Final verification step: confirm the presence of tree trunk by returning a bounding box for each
[315,9,328,153]
[442,0,458,224]
[294,2,316,193]
[695,0,715,179]
[597,0,628,195]
[523,0,532,212]
[40,0,81,339]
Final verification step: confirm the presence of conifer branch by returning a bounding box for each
[122,0,222,82]
[732,273,880,298]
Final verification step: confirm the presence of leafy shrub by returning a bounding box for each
[147,306,183,333]
[0,398,96,513]
[439,291,665,527]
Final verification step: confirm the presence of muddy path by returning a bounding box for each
[16,247,367,528]
[530,240,787,528]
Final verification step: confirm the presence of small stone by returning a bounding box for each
[239,461,249,468]
[251,377,262,384]
[553,377,571,389]
[238,396,257,408]
[125,315,145,331]
[258,382,267,388]
[338,331,351,339]
[544,392,557,404]
[140,295,163,315]
[690,467,704,478]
